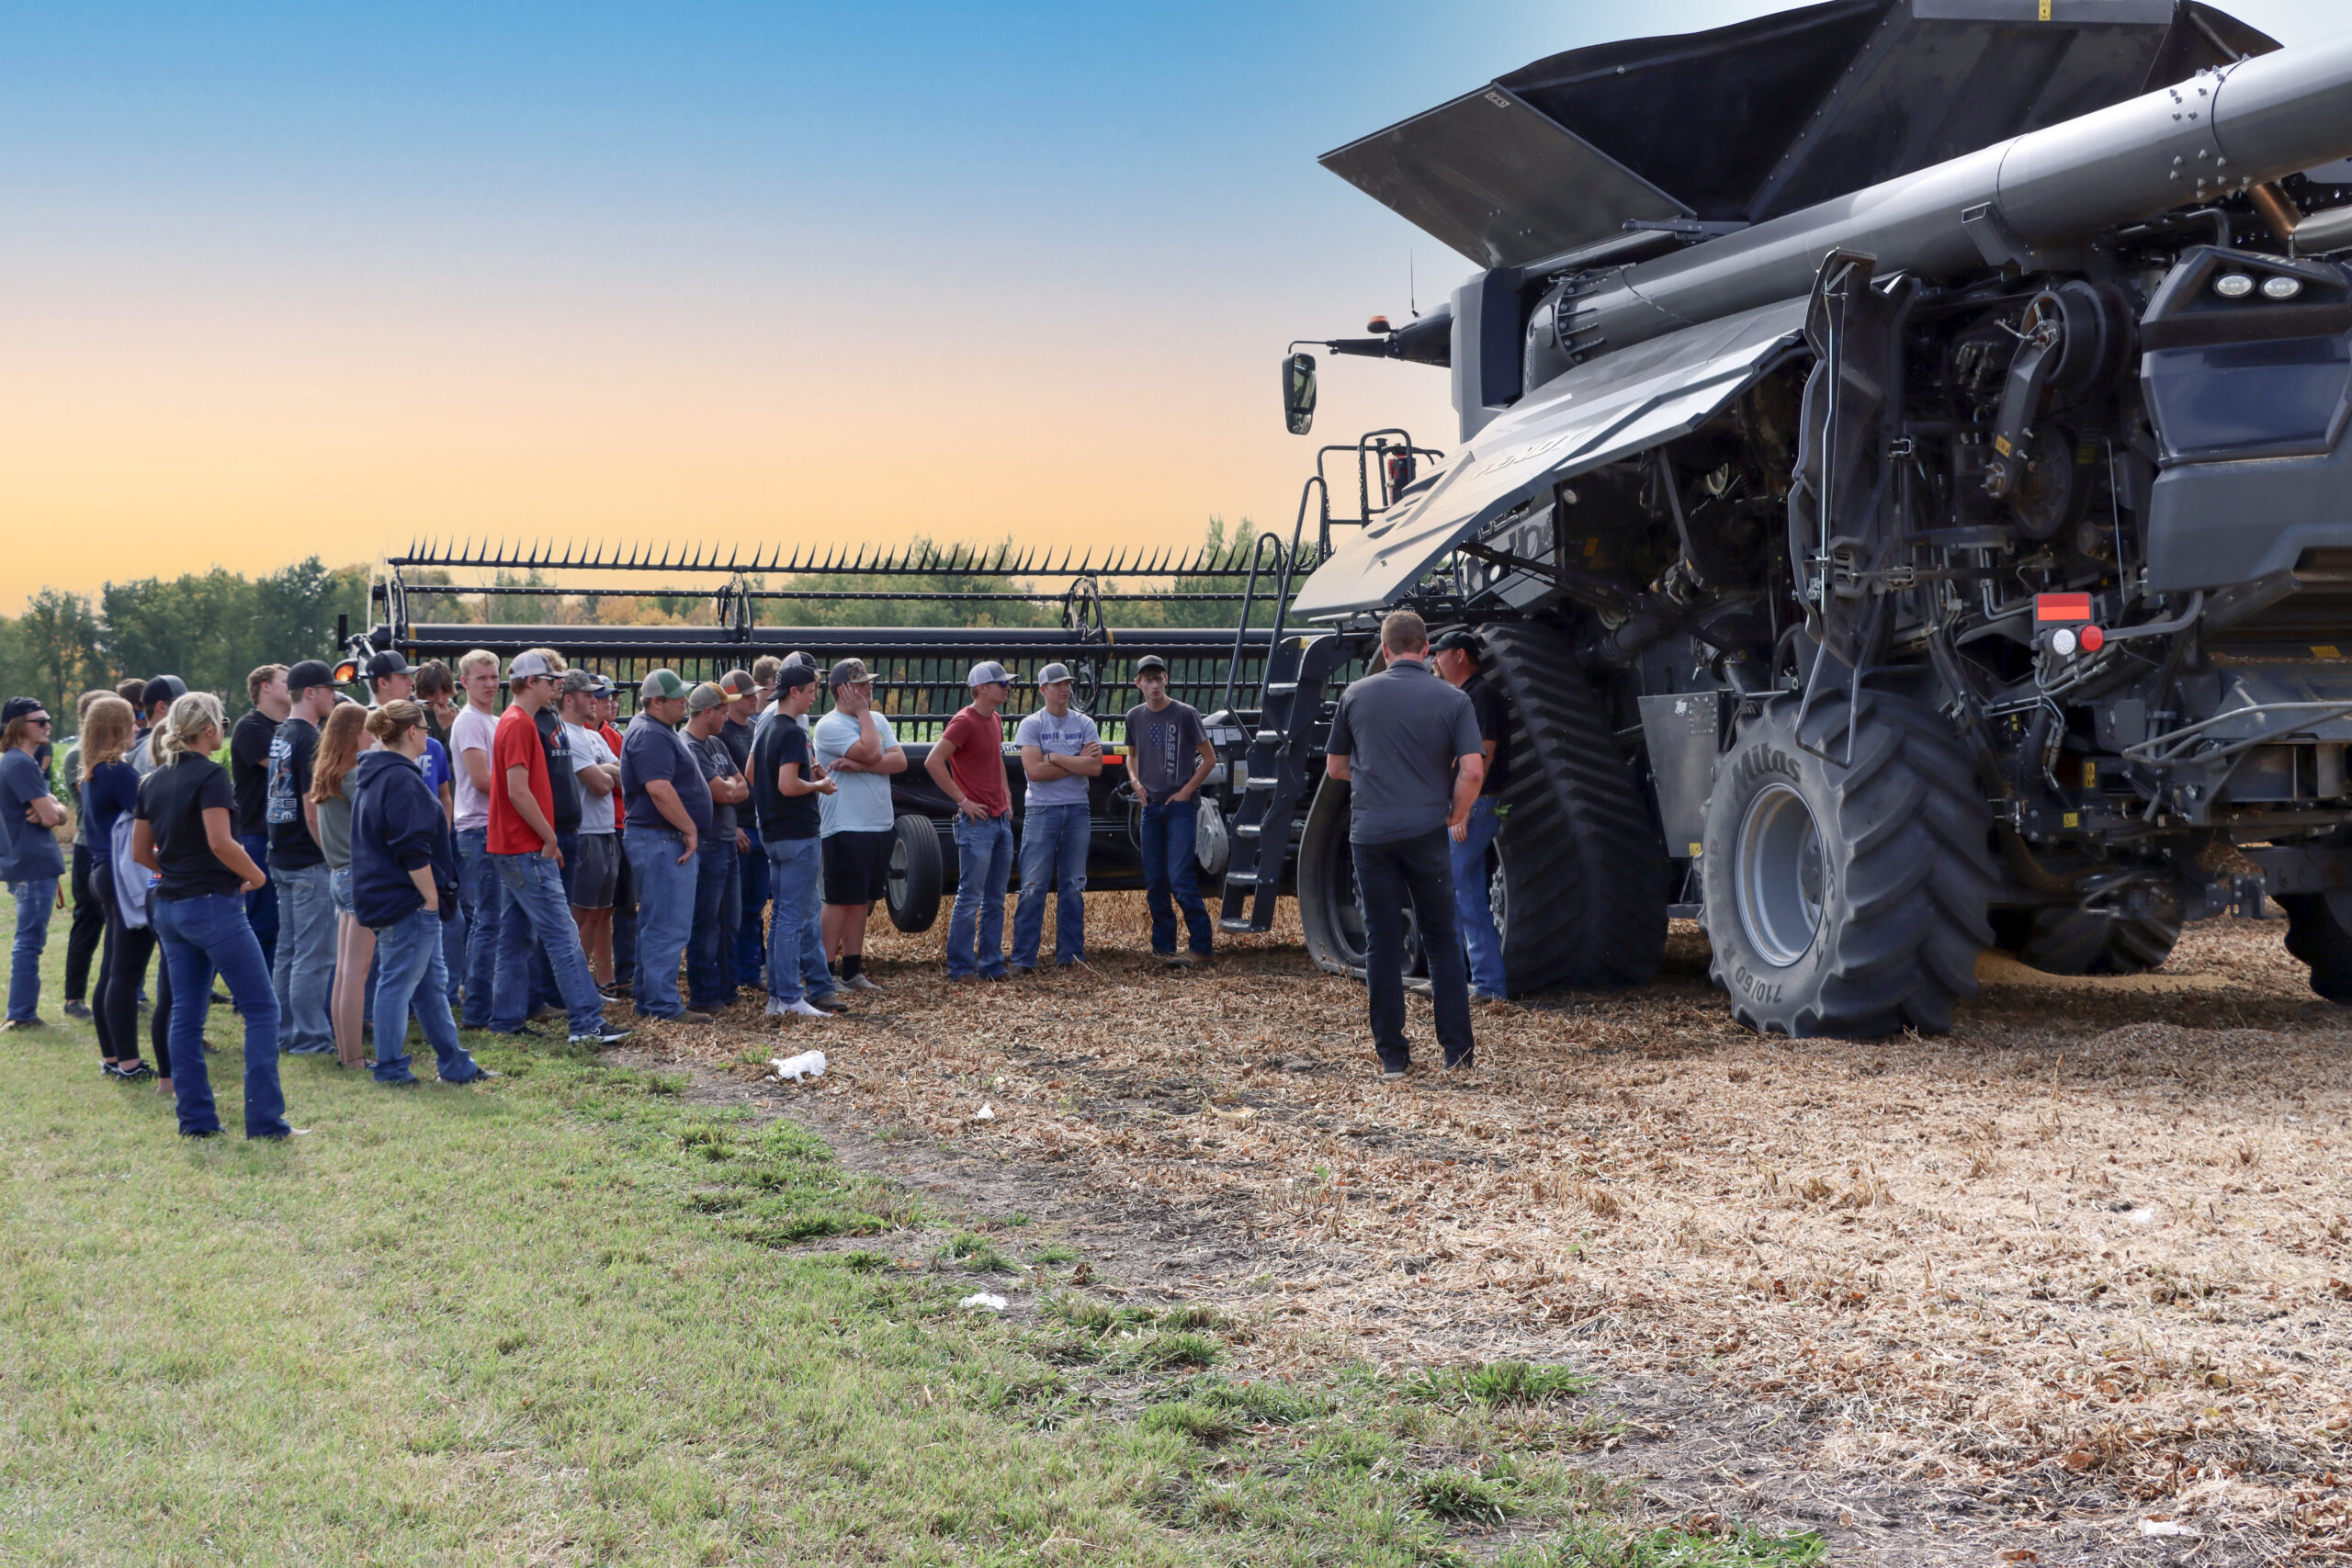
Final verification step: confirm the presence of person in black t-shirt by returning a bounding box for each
[266,660,339,1055]
[232,663,290,970]
[132,692,291,1139]
[1433,631,1510,1002]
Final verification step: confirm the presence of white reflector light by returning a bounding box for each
[2261,274,2304,300]
[2214,273,2256,299]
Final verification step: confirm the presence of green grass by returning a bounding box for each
[0,887,1832,1565]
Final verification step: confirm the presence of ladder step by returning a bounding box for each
[1262,682,1297,696]
[1245,775,1276,791]
[1222,871,1259,886]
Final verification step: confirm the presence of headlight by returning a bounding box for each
[2213,273,2256,299]
[2261,274,2305,300]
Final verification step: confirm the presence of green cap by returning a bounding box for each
[640,669,689,701]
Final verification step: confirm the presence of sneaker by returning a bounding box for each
[1007,964,1035,978]
[570,1026,634,1046]
[1170,952,1207,969]
[844,972,882,993]
[1405,977,1433,998]
[0,1017,47,1031]
[806,992,846,1013]
[786,998,833,1019]
[446,1067,500,1083]
[1443,1055,1476,1073]
[379,1076,421,1089]
[116,1061,155,1082]
[1473,991,1509,1007]
[62,1000,91,1020]
[597,990,624,1007]
[763,996,791,1017]
[678,1010,714,1024]
[1380,1065,1408,1081]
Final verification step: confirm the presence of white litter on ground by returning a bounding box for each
[2137,1518,2198,1538]
[974,1103,995,1121]
[771,1050,827,1083]
[959,1292,1008,1311]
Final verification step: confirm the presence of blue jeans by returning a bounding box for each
[268,862,335,1054]
[239,832,277,973]
[152,893,288,1138]
[687,838,740,1010]
[1140,801,1212,956]
[492,852,605,1036]
[370,907,485,1084]
[1012,803,1090,968]
[456,827,503,1028]
[946,813,1014,979]
[8,875,56,1021]
[1450,797,1507,998]
[736,824,769,980]
[624,825,696,1018]
[763,835,831,1006]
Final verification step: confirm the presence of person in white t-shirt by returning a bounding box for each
[809,659,905,992]
[447,649,504,1028]
[559,671,622,987]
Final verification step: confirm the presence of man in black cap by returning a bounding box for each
[1431,630,1511,1002]
[266,659,341,1055]
[1324,610,1485,1078]
[0,697,65,1028]
[128,675,190,775]
[365,649,415,706]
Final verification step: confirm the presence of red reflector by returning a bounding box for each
[2078,624,2106,652]
[2035,593,2093,623]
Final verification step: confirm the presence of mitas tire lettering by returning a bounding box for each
[1700,690,1993,1039]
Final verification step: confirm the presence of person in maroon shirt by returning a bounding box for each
[923,661,1014,981]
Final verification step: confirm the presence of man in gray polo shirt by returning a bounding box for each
[1324,609,1486,1077]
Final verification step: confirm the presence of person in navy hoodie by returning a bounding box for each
[351,700,491,1088]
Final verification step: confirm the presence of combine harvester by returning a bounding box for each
[1219,0,2352,1033]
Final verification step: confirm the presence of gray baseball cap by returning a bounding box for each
[967,660,1011,688]
[1035,662,1073,686]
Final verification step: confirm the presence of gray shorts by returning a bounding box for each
[571,832,620,909]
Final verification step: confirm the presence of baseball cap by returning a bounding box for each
[1035,662,1073,686]
[285,660,334,694]
[144,674,190,706]
[1134,655,1169,675]
[1432,630,1481,653]
[967,660,1011,688]
[2,697,48,725]
[828,657,871,688]
[640,669,689,702]
[559,669,601,696]
[365,649,413,681]
[778,660,819,691]
[717,669,755,698]
[508,650,559,682]
[686,682,727,715]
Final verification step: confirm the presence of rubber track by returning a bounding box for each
[1478,622,1668,992]
[1711,690,1994,1037]
[2280,894,2352,1002]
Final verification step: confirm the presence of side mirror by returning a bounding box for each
[1282,352,1317,435]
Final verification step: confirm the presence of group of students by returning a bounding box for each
[0,637,1264,1134]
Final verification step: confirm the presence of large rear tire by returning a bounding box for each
[1296,778,1419,978]
[1700,689,1993,1037]
[2281,891,2352,1002]
[1990,901,2181,976]
[1478,623,1668,992]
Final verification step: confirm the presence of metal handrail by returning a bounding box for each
[1222,531,1288,716]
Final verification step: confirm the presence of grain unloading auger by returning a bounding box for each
[1227,0,2352,1033]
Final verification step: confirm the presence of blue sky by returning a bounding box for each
[5,1,2348,592]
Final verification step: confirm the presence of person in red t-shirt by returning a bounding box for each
[923,661,1014,981]
[486,650,625,1043]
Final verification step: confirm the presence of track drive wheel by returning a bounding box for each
[1700,689,1993,1037]
[2281,891,2352,1002]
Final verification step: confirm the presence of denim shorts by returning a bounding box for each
[329,865,353,914]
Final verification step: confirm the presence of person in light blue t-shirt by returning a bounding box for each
[1009,664,1101,973]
